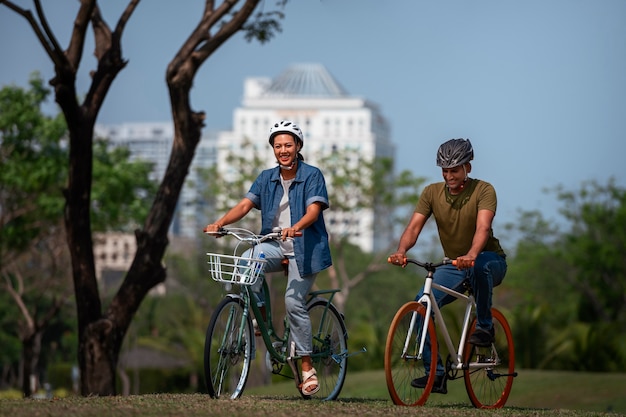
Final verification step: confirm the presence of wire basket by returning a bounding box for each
[206,253,267,286]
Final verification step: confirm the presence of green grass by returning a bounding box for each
[247,368,626,413]
[0,369,624,417]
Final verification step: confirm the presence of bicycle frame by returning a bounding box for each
[411,272,498,372]
[230,276,343,363]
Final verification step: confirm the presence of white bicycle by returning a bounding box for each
[384,257,517,408]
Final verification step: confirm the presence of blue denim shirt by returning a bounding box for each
[246,161,332,276]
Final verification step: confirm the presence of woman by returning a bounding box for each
[204,120,332,396]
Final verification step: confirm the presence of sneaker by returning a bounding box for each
[411,374,447,394]
[469,326,495,347]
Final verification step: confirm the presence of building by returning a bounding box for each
[92,231,166,296]
[93,122,218,238]
[216,63,395,252]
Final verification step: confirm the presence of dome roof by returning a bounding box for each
[263,63,348,98]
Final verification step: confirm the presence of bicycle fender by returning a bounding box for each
[224,294,257,359]
[306,296,330,308]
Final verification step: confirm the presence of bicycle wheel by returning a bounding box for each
[307,299,348,401]
[204,297,253,399]
[384,301,438,406]
[463,308,515,408]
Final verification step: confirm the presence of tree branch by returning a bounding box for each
[34,0,65,59]
[90,5,112,61]
[3,273,35,333]
[66,0,97,70]
[0,0,64,68]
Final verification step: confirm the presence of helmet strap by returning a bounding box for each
[458,166,469,190]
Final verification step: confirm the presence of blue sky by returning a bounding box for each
[1,0,625,248]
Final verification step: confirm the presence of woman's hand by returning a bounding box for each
[281,227,300,240]
[203,223,223,235]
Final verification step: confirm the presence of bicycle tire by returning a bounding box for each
[463,308,515,408]
[384,301,438,406]
[204,297,253,399]
[306,299,348,401]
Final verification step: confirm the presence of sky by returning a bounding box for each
[1,0,625,250]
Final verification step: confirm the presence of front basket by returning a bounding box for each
[206,253,267,286]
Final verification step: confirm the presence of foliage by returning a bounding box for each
[505,178,626,371]
[196,138,263,232]
[554,179,626,324]
[91,139,157,232]
[0,74,66,255]
[314,149,426,312]
[0,75,158,394]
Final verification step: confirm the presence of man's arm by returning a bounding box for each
[389,212,428,265]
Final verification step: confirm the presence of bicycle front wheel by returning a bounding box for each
[204,297,253,399]
[384,301,438,406]
[307,299,348,401]
[463,308,515,408]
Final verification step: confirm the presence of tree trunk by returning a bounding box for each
[1,0,273,396]
[20,332,42,397]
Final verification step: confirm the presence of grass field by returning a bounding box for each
[246,368,625,414]
[0,369,624,416]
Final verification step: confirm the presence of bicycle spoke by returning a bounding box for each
[384,302,437,406]
[307,300,348,401]
[463,308,516,408]
[204,298,253,399]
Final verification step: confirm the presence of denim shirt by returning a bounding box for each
[246,161,332,276]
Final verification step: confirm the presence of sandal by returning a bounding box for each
[300,367,320,396]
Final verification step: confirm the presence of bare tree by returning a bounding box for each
[1,0,286,395]
[2,227,72,396]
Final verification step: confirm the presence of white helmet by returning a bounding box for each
[268,120,304,148]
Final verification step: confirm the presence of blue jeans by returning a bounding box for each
[243,241,317,356]
[415,251,507,376]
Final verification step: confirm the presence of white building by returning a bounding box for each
[217,63,395,252]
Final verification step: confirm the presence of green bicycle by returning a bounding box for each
[203,227,349,400]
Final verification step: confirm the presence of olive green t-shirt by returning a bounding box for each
[415,179,505,259]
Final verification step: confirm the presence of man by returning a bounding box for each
[388,138,507,394]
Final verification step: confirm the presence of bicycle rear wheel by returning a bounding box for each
[307,299,348,400]
[463,308,515,408]
[384,301,438,406]
[204,297,253,399]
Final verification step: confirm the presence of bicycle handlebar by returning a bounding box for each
[387,257,474,271]
[204,226,302,243]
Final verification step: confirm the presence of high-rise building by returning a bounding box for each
[216,63,395,252]
[94,122,218,238]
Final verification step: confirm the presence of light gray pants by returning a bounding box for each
[244,241,317,356]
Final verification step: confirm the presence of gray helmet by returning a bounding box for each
[268,120,304,147]
[436,138,474,168]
